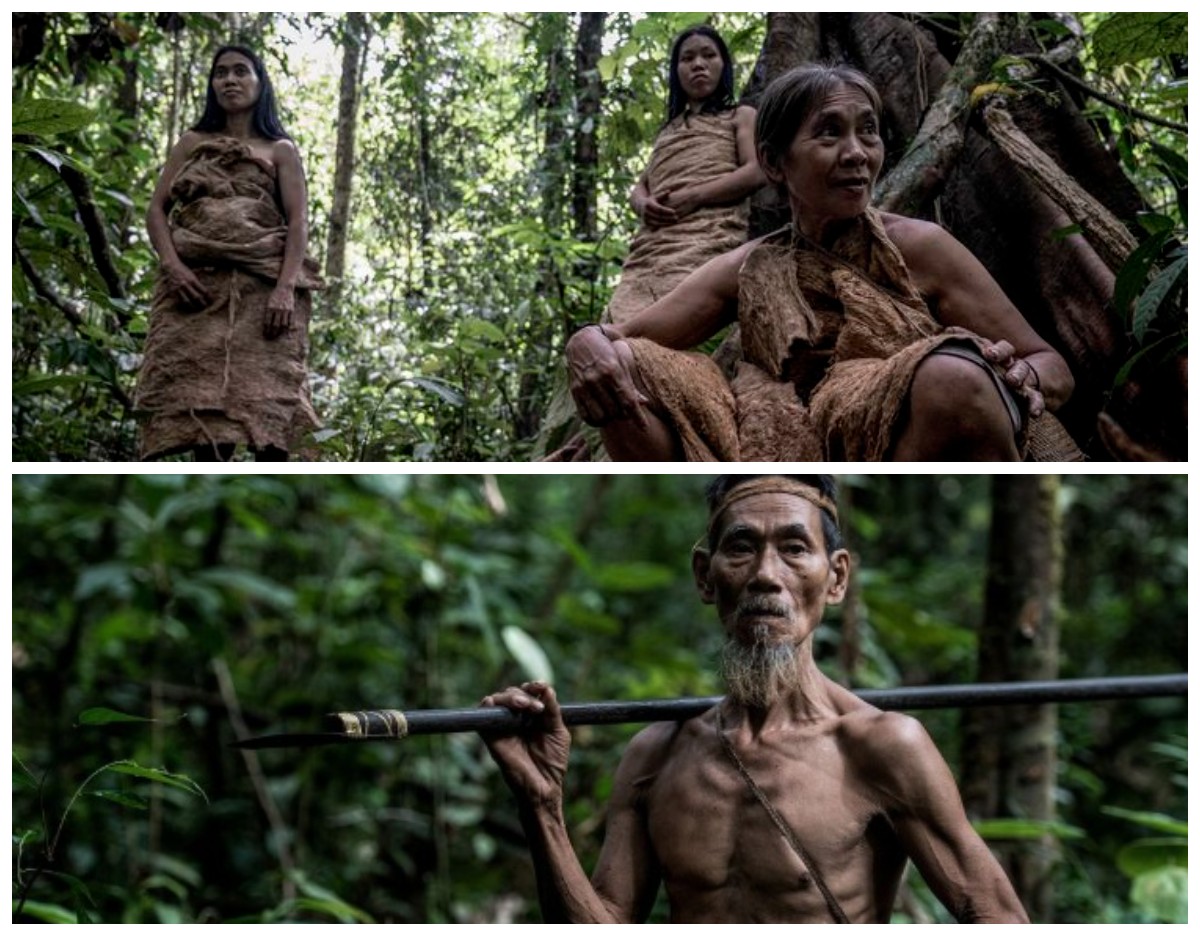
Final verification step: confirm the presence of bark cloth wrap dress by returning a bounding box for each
[135,137,322,459]
[624,209,1081,461]
[604,110,750,325]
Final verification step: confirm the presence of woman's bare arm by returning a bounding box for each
[886,214,1074,412]
[146,131,210,308]
[265,139,310,337]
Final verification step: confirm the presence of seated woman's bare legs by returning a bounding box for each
[892,354,1020,461]
[599,407,684,461]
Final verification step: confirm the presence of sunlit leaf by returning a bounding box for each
[972,818,1085,840]
[1130,865,1188,922]
[501,625,554,683]
[1103,805,1189,836]
[12,98,96,136]
[1092,13,1188,70]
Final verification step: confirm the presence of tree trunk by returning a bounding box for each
[961,475,1062,921]
[325,12,370,309]
[516,13,573,442]
[744,11,1184,459]
[571,13,606,251]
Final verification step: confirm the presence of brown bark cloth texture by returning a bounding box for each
[627,209,1081,461]
[136,137,322,460]
[604,111,750,325]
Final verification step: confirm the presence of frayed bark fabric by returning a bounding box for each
[605,112,750,325]
[627,210,1081,461]
[136,138,321,459]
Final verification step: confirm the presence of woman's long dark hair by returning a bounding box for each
[192,44,291,141]
[665,25,736,125]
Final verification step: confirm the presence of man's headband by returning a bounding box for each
[700,477,839,552]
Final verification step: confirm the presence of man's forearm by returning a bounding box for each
[518,802,620,923]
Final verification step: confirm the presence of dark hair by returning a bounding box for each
[666,25,736,124]
[755,63,881,174]
[705,474,843,555]
[192,44,291,141]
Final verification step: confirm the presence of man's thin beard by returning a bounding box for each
[720,624,803,709]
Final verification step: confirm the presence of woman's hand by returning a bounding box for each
[660,185,704,220]
[264,284,295,340]
[480,682,571,808]
[566,326,651,428]
[162,259,211,310]
[982,339,1045,419]
[636,191,680,228]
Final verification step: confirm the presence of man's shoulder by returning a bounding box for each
[836,706,953,808]
[837,707,940,778]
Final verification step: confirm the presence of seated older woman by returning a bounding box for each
[565,64,1075,462]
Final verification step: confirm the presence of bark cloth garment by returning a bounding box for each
[625,209,1082,461]
[135,137,322,459]
[604,111,750,325]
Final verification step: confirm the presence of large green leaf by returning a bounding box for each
[1116,837,1188,877]
[12,98,95,137]
[1092,13,1188,70]
[1103,805,1188,836]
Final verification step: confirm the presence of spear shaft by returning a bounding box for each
[232,674,1186,750]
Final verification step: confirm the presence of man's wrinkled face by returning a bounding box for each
[698,492,848,649]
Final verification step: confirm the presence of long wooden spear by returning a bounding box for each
[232,674,1186,750]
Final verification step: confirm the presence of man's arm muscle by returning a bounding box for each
[856,712,1029,923]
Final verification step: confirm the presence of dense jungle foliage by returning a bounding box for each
[11,474,1187,922]
[10,11,1188,461]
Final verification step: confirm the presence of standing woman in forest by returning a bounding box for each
[604,24,765,324]
[135,44,321,461]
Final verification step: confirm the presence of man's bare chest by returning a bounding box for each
[643,733,888,896]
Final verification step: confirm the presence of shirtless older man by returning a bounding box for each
[482,475,1028,923]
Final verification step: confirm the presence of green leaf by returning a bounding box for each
[410,376,465,407]
[1130,865,1188,922]
[1092,13,1188,71]
[972,818,1085,841]
[591,561,676,592]
[1112,229,1171,317]
[459,318,506,343]
[88,789,150,809]
[12,373,97,396]
[1103,805,1189,836]
[12,98,96,137]
[501,625,554,683]
[1116,838,1188,877]
[197,567,296,610]
[1133,254,1186,343]
[13,899,77,923]
[78,706,154,726]
[105,761,208,802]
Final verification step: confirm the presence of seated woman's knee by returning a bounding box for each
[910,354,1008,430]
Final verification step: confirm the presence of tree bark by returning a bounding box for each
[961,475,1062,921]
[571,13,606,249]
[325,12,370,308]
